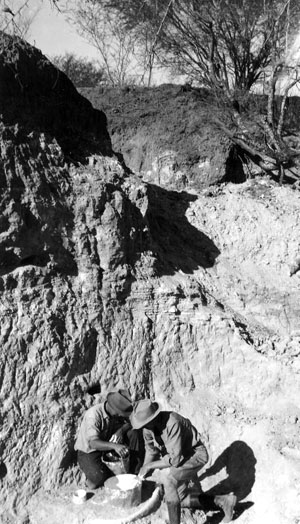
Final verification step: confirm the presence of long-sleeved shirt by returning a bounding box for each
[74,402,125,454]
[143,411,204,467]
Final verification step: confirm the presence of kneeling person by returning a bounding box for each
[75,389,138,489]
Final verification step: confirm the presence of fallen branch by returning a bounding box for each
[214,117,300,185]
[213,117,278,169]
[285,168,300,180]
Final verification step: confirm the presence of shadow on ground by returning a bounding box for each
[202,501,254,523]
[145,184,220,276]
[199,441,256,522]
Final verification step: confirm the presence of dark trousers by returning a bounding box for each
[78,449,112,488]
[77,428,145,488]
[124,428,145,474]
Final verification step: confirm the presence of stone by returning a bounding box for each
[0,34,300,524]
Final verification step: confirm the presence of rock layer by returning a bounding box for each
[0,35,299,524]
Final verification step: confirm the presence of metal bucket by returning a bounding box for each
[102,451,130,475]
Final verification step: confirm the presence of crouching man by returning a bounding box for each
[75,389,141,489]
[130,399,236,524]
[130,399,209,524]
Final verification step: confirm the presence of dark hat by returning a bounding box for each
[130,399,161,429]
[106,389,133,417]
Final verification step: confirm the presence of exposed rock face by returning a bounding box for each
[0,35,300,524]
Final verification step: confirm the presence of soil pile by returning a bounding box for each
[0,34,299,524]
[81,85,237,191]
[0,31,112,161]
[81,84,300,192]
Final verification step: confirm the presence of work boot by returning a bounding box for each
[166,501,181,524]
[214,493,237,523]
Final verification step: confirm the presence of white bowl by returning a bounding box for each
[72,488,87,504]
[116,474,141,491]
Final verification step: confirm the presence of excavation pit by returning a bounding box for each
[28,479,162,524]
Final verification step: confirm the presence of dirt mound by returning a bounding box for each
[81,85,241,191]
[81,85,300,192]
[0,32,112,161]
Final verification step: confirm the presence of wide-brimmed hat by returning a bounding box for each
[106,389,133,417]
[130,399,161,429]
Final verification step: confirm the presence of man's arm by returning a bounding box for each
[139,457,170,478]
[138,428,159,468]
[109,422,131,443]
[139,428,168,477]
[85,409,129,457]
[89,437,129,458]
[140,419,185,477]
[161,416,185,467]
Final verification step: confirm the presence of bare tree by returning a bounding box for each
[65,0,300,183]
[51,52,106,87]
[0,0,42,39]
[219,1,300,185]
[104,0,176,86]
[214,55,300,185]
[65,1,145,86]
[107,0,300,94]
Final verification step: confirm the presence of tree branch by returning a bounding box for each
[213,117,278,170]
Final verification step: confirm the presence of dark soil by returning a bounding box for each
[80,85,236,191]
[0,31,112,161]
[80,84,300,191]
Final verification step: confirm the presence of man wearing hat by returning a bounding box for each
[131,399,236,524]
[75,389,141,489]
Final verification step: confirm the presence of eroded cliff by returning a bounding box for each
[0,34,299,524]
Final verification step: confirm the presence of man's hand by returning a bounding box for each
[109,423,129,444]
[110,432,123,444]
[113,443,129,458]
[138,463,153,479]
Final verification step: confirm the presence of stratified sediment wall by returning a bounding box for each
[0,33,299,524]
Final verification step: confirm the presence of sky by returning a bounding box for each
[30,3,100,60]
[25,0,174,83]
[0,0,174,84]
[1,0,300,91]
[22,1,300,63]
[2,0,99,61]
[29,2,98,60]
